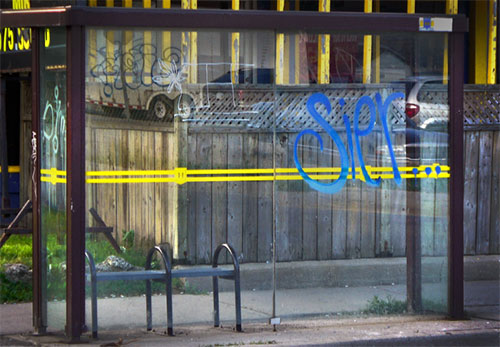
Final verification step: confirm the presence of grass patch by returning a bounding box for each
[0,272,32,303]
[362,295,407,315]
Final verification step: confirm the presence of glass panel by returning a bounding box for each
[85,27,275,330]
[84,27,450,333]
[276,31,449,318]
[39,27,67,330]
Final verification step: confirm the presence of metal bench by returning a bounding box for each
[85,243,242,338]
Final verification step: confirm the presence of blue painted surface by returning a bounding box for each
[0,172,20,208]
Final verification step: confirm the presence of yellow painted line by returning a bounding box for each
[0,166,20,173]
[41,164,450,185]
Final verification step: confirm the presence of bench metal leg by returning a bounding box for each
[234,274,242,332]
[213,276,220,327]
[146,279,152,331]
[91,276,98,338]
[166,277,173,336]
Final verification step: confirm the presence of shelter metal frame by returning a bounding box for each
[0,6,468,341]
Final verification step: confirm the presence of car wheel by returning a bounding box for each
[149,95,173,121]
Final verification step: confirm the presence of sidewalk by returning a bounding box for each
[1,280,498,346]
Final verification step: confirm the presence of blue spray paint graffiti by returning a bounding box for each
[294,92,405,194]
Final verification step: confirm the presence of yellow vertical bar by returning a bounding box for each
[276,0,285,85]
[444,0,457,85]
[318,0,330,84]
[182,0,189,81]
[106,0,114,84]
[362,0,372,84]
[487,0,497,84]
[89,0,97,71]
[189,0,197,84]
[473,0,488,83]
[162,0,171,62]
[294,0,300,84]
[407,0,415,14]
[231,0,240,84]
[374,0,380,83]
[123,0,133,83]
[143,0,152,85]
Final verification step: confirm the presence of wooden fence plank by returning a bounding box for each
[196,133,213,264]
[134,131,144,246]
[464,131,479,255]
[127,130,137,246]
[116,129,129,244]
[154,132,163,245]
[360,133,376,258]
[302,133,319,260]
[145,131,155,244]
[243,134,259,262]
[433,134,448,256]
[420,131,437,256]
[275,133,291,261]
[331,132,347,259]
[257,133,273,263]
[287,133,303,261]
[317,133,333,260]
[390,133,406,257]
[489,131,500,254]
[211,133,228,256]
[227,134,243,261]
[476,131,493,254]
[187,133,197,263]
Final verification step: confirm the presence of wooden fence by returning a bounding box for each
[86,121,499,264]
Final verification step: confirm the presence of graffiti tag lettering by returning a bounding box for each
[294,92,404,194]
[42,86,66,155]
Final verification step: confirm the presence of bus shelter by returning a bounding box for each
[1,5,467,341]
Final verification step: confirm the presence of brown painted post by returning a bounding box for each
[406,119,421,313]
[66,24,86,340]
[448,31,465,319]
[31,27,46,335]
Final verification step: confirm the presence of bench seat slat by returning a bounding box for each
[172,268,234,278]
[87,268,234,282]
[91,270,166,282]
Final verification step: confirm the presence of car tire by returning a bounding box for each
[149,95,173,121]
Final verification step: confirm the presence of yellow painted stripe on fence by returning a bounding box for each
[0,166,20,173]
[41,165,450,185]
[488,0,498,84]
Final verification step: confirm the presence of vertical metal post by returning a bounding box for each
[448,31,464,319]
[231,0,240,84]
[66,24,86,341]
[406,0,421,313]
[0,78,9,210]
[31,27,46,335]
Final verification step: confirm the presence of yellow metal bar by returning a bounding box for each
[123,0,133,83]
[143,0,152,85]
[444,0,458,85]
[190,0,197,84]
[374,0,380,83]
[106,0,114,84]
[231,0,240,84]
[294,0,300,84]
[162,0,171,62]
[473,0,488,83]
[362,0,372,84]
[276,0,285,85]
[407,0,415,14]
[318,0,330,84]
[88,1,97,70]
[0,166,20,173]
[487,0,498,84]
